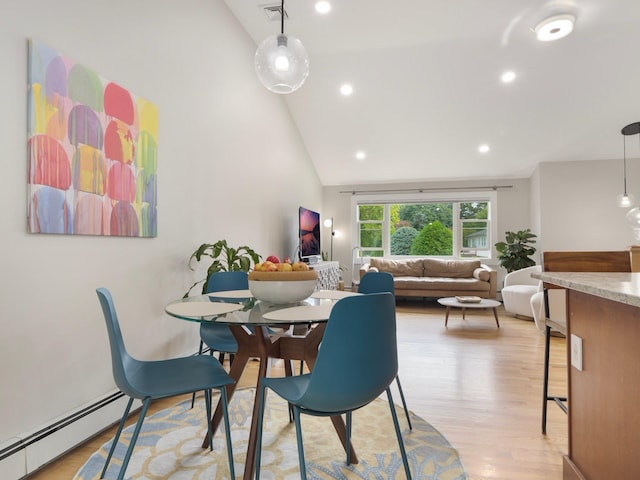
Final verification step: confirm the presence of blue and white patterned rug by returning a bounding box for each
[75,388,466,479]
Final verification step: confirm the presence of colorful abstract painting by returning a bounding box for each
[27,39,158,237]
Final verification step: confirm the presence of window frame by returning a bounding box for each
[351,190,497,261]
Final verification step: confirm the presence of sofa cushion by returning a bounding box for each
[423,258,480,278]
[370,258,423,277]
[394,276,490,292]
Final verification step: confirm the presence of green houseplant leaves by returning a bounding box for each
[184,240,261,297]
[495,229,537,273]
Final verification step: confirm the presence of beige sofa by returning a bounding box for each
[359,257,497,299]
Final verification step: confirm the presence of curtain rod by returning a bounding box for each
[339,185,513,195]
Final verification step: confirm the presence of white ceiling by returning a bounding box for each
[223,0,640,186]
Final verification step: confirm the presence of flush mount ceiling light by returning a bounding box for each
[255,0,309,94]
[534,14,575,42]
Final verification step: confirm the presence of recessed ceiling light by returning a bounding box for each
[355,151,366,160]
[478,144,490,154]
[534,14,575,42]
[315,1,331,14]
[340,84,353,96]
[501,71,516,83]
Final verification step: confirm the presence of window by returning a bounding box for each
[357,204,384,257]
[459,202,490,257]
[353,192,496,260]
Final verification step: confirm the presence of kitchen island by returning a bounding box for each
[532,271,640,480]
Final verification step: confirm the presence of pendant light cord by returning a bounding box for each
[280,0,285,35]
[623,135,628,195]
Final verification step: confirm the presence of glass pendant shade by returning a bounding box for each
[617,192,635,208]
[255,34,309,94]
[627,207,640,240]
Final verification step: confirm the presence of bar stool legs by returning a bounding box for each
[541,290,567,435]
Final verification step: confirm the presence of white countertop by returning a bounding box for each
[532,272,640,308]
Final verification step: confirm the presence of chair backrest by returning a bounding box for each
[358,271,395,296]
[542,251,631,273]
[96,288,144,399]
[298,292,397,413]
[206,271,249,293]
[503,264,542,288]
[541,251,631,332]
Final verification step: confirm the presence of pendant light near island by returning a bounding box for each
[255,0,309,94]
[621,122,640,239]
[617,123,637,208]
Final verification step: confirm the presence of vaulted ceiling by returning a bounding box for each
[224,0,640,186]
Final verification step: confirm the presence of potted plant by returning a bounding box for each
[495,229,537,273]
[184,240,261,297]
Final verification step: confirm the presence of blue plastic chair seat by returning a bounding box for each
[358,270,413,430]
[255,292,412,480]
[199,323,238,355]
[199,271,250,357]
[190,271,251,408]
[96,288,236,480]
[124,355,234,398]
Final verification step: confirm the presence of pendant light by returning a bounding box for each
[255,0,309,94]
[617,124,637,208]
[622,122,640,239]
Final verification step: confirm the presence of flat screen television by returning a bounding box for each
[298,206,321,262]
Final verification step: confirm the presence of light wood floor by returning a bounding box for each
[28,300,567,479]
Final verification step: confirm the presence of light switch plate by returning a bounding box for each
[571,334,583,371]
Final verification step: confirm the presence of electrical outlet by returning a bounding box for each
[571,334,583,371]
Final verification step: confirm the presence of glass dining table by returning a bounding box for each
[164,289,359,480]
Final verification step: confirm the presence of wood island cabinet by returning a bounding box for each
[534,272,640,480]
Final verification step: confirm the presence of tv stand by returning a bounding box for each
[310,261,340,290]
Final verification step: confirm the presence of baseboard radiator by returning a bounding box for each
[0,347,211,479]
[0,390,138,479]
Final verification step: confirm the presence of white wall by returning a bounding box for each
[537,159,638,251]
[0,0,321,466]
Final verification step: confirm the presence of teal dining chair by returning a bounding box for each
[254,292,413,480]
[358,270,413,429]
[200,271,250,363]
[191,270,249,407]
[96,288,235,480]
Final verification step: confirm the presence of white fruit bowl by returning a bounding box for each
[248,270,318,304]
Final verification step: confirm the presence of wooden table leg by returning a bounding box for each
[492,307,500,327]
[445,306,450,326]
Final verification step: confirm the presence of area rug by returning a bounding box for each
[74,389,466,480]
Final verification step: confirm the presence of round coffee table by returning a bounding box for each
[437,297,501,327]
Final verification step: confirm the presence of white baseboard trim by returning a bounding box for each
[1,390,140,478]
[0,438,24,480]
